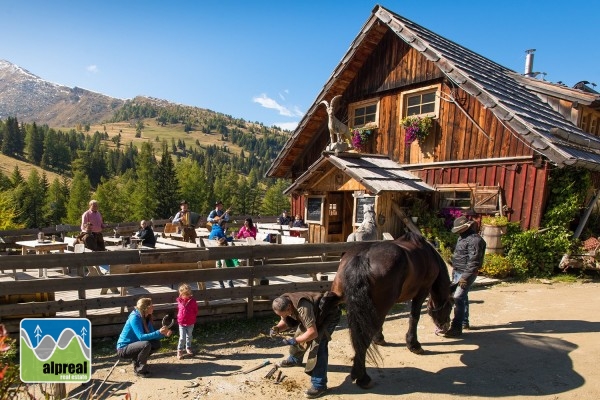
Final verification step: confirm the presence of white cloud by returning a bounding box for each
[252,93,303,117]
[86,65,99,73]
[272,121,298,131]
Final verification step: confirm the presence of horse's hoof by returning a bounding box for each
[409,347,424,355]
[372,339,387,346]
[356,375,372,389]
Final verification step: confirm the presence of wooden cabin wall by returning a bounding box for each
[376,192,407,239]
[415,162,549,230]
[339,30,535,168]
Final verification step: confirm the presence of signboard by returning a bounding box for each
[305,196,324,224]
[354,196,376,225]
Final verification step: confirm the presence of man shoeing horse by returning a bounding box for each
[270,292,341,399]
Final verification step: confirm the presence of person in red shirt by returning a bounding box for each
[176,283,198,359]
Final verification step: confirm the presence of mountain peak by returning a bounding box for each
[0,60,125,127]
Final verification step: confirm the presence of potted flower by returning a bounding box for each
[401,115,433,146]
[480,214,509,255]
[350,122,378,151]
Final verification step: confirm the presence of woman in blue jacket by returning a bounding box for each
[116,297,172,377]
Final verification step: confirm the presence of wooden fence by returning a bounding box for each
[0,241,357,336]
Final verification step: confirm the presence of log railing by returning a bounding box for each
[0,241,360,336]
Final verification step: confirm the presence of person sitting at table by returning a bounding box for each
[135,220,156,248]
[292,214,307,228]
[116,297,173,377]
[172,200,201,243]
[78,199,107,251]
[207,200,231,227]
[235,217,257,239]
[277,210,292,226]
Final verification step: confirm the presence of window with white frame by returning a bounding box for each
[349,98,379,128]
[400,84,440,118]
[439,189,472,209]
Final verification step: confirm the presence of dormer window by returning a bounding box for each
[349,98,379,128]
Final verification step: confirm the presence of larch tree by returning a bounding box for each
[66,171,92,225]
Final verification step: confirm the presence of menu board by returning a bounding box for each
[305,197,324,224]
[354,196,376,224]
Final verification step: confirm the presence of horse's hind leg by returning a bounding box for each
[351,355,371,389]
[406,295,427,354]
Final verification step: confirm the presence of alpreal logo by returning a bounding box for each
[20,318,91,383]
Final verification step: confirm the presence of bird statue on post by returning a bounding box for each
[320,95,351,152]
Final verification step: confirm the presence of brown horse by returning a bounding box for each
[329,232,453,388]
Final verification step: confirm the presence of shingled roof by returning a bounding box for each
[268,4,600,178]
[284,153,434,195]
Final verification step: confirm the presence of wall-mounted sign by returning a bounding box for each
[354,195,376,225]
[305,196,324,224]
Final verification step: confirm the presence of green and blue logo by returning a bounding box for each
[20,318,91,383]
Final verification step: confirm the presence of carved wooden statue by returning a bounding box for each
[320,95,352,147]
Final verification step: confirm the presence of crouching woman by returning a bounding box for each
[116,297,172,377]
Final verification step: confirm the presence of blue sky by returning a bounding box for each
[2,1,598,131]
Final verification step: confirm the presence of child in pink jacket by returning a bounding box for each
[176,283,198,359]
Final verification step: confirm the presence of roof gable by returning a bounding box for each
[268,5,600,178]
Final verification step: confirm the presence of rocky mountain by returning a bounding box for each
[0,60,126,127]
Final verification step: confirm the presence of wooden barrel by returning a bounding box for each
[0,292,55,319]
[481,224,507,255]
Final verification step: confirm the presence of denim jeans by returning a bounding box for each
[178,324,194,350]
[451,270,476,329]
[117,339,161,373]
[286,307,341,390]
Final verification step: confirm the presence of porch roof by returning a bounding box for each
[284,152,434,195]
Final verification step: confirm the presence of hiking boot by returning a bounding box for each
[462,322,470,330]
[135,369,151,378]
[177,350,184,360]
[278,358,301,368]
[444,327,463,338]
[305,386,327,399]
[186,348,194,356]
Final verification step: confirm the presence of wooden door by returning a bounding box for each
[326,192,344,242]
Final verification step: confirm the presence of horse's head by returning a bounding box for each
[426,295,453,334]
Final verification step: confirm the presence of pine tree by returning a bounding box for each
[176,158,207,217]
[66,172,92,225]
[261,179,291,216]
[131,142,158,220]
[0,191,24,230]
[25,122,44,165]
[44,178,68,226]
[9,166,24,188]
[155,145,179,219]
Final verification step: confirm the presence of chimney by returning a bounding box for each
[524,49,536,76]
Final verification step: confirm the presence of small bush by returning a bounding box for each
[481,253,512,278]
[481,215,509,227]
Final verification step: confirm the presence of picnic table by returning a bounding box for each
[15,239,68,278]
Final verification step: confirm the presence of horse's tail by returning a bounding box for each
[343,253,382,366]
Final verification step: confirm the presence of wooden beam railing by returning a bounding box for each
[0,241,357,336]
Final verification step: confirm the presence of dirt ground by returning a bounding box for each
[74,280,600,400]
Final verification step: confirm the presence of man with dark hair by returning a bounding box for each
[277,210,292,226]
[270,292,341,399]
[444,215,486,337]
